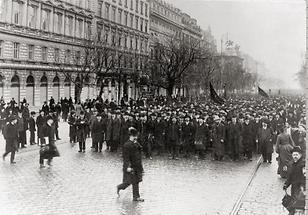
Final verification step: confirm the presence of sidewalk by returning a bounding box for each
[236,153,289,215]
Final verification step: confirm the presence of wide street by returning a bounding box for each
[0,122,286,215]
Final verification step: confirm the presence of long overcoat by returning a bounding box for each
[122,140,143,184]
[3,122,18,152]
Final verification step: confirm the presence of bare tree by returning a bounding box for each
[57,35,119,102]
[148,37,203,99]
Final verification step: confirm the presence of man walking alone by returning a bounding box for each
[117,127,144,202]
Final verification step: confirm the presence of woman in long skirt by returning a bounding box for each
[276,126,294,178]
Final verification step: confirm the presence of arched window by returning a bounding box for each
[64,76,71,86]
[40,75,48,87]
[11,75,20,87]
[53,76,60,86]
[26,75,35,87]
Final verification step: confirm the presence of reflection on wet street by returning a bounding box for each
[0,137,258,215]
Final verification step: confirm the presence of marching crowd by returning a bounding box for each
[0,95,306,164]
[0,94,306,208]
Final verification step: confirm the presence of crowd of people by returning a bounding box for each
[0,94,306,208]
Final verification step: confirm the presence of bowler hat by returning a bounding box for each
[291,146,302,154]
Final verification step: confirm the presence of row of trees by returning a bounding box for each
[56,34,257,101]
[147,36,257,99]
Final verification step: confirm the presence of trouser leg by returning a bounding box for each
[132,182,140,199]
[99,141,103,151]
[3,151,9,158]
[39,156,44,165]
[117,182,130,191]
[10,151,15,163]
[30,131,35,144]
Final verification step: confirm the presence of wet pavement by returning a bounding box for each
[236,153,289,215]
[0,123,262,215]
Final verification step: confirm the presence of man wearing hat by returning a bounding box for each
[2,116,18,164]
[257,119,273,163]
[91,114,106,152]
[29,111,36,145]
[283,146,305,214]
[117,127,144,202]
[76,111,89,153]
[36,110,46,146]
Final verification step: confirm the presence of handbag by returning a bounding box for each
[282,191,296,212]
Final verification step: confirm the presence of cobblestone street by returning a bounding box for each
[0,123,282,215]
[237,154,289,215]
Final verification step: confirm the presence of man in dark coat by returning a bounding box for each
[242,116,254,161]
[76,111,88,153]
[154,114,166,156]
[29,111,36,145]
[39,117,60,168]
[2,116,18,164]
[181,116,195,158]
[117,127,144,202]
[167,116,181,160]
[68,111,77,143]
[257,120,273,163]
[283,146,305,214]
[91,114,106,152]
[227,116,241,161]
[36,110,46,145]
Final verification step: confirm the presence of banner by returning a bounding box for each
[210,82,224,105]
[258,86,269,98]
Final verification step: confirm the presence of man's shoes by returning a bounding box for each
[83,150,86,153]
[249,158,253,161]
[268,161,272,164]
[2,155,5,161]
[99,150,102,153]
[47,160,52,166]
[56,138,61,140]
[133,198,144,202]
[10,161,16,164]
[78,150,82,153]
[40,164,45,168]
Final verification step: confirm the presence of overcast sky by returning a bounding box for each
[166,0,305,89]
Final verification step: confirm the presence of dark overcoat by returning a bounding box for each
[3,123,18,152]
[76,118,88,142]
[91,119,106,142]
[122,140,144,184]
[242,123,254,151]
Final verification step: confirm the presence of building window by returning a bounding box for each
[77,19,83,38]
[111,33,115,46]
[135,38,138,50]
[105,4,110,20]
[140,1,143,15]
[65,49,70,63]
[42,9,50,31]
[130,0,133,10]
[54,48,59,62]
[56,13,63,34]
[0,0,8,22]
[28,45,34,60]
[28,5,37,28]
[105,31,109,43]
[135,17,138,30]
[118,9,122,24]
[125,0,128,7]
[66,16,73,36]
[85,22,91,39]
[130,14,134,28]
[135,0,139,13]
[140,18,143,31]
[98,3,102,17]
[86,0,90,9]
[145,3,148,17]
[124,36,127,48]
[12,1,22,25]
[130,37,133,49]
[140,40,143,51]
[112,7,116,22]
[42,46,47,61]
[124,12,128,26]
[0,40,3,57]
[13,42,20,59]
[119,0,122,5]
[145,21,148,33]
[118,35,121,47]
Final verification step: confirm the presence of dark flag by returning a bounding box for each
[258,86,269,98]
[210,82,224,105]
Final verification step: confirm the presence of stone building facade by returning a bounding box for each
[0,0,150,107]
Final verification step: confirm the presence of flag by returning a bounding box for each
[258,86,269,98]
[210,82,224,105]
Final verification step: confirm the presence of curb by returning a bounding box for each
[229,155,263,215]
